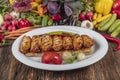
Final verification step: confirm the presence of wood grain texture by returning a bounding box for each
[0,42,120,80]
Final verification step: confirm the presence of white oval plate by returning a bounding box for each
[12,26,108,71]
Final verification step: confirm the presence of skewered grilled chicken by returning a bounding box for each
[41,34,53,51]
[63,36,73,50]
[81,35,94,48]
[73,35,83,50]
[19,36,31,54]
[52,35,63,51]
[19,32,94,55]
[30,35,41,53]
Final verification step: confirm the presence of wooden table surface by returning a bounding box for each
[0,41,120,80]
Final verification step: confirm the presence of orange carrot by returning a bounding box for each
[4,27,39,35]
[4,27,40,40]
[37,5,44,16]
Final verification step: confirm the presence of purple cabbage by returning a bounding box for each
[47,2,59,14]
[64,3,73,16]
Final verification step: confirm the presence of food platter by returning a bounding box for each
[12,26,108,71]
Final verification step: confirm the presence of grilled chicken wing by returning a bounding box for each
[73,35,83,50]
[81,35,94,48]
[19,36,31,54]
[41,34,53,51]
[52,35,63,51]
[63,36,73,50]
[30,35,41,53]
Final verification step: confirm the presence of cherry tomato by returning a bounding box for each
[41,52,62,64]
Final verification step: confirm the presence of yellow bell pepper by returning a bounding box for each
[103,0,113,15]
[95,0,105,14]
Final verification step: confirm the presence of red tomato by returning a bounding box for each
[41,52,62,64]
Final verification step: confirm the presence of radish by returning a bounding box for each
[8,25,14,31]
[4,14,12,21]
[0,35,4,42]
[86,11,93,21]
[1,25,7,30]
[12,19,19,26]
[79,13,86,21]
[3,21,11,28]
[11,26,16,31]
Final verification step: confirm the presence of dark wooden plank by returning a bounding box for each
[0,42,120,80]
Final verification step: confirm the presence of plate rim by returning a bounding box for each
[12,26,108,71]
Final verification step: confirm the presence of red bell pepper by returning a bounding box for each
[112,0,120,19]
[18,19,30,28]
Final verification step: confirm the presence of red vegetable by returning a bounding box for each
[112,0,120,11]
[12,19,19,26]
[1,25,7,30]
[102,34,120,51]
[3,21,11,28]
[86,11,93,21]
[18,19,30,28]
[79,13,86,21]
[4,14,12,21]
[112,10,120,19]
[52,14,61,21]
[42,52,62,64]
[0,36,4,42]
[112,0,120,19]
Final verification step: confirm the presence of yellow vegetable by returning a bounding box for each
[37,5,44,16]
[35,0,44,3]
[93,21,97,26]
[93,13,98,20]
[97,14,112,23]
[9,0,16,4]
[103,0,113,15]
[31,2,39,9]
[95,0,105,14]
[95,24,99,28]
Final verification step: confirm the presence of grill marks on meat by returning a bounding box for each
[19,36,31,54]
[52,35,63,51]
[73,35,83,50]
[30,35,41,53]
[63,36,73,50]
[41,34,53,51]
[19,33,94,54]
[81,35,94,48]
